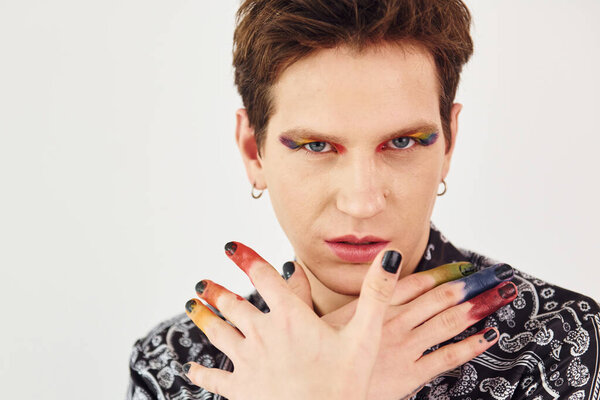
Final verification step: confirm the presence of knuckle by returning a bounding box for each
[435,283,461,305]
[406,274,431,294]
[441,348,460,367]
[366,279,394,303]
[439,309,461,331]
[286,279,301,294]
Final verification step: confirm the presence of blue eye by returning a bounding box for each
[303,142,332,153]
[389,137,415,149]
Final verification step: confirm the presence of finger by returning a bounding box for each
[347,249,403,336]
[195,279,265,336]
[390,261,477,306]
[410,281,517,350]
[398,264,514,328]
[415,327,499,381]
[224,241,295,312]
[185,298,244,357]
[282,261,313,309]
[183,362,233,398]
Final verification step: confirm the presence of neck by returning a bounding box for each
[295,235,427,317]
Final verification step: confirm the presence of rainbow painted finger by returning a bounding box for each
[185,298,221,332]
[466,281,518,320]
[223,241,291,312]
[416,261,478,286]
[411,281,518,349]
[195,279,245,310]
[224,241,268,280]
[456,263,513,302]
[387,262,478,306]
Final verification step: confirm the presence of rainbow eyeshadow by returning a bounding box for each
[405,131,439,146]
[279,136,313,149]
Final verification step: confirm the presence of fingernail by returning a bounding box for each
[484,329,498,342]
[458,262,476,276]
[225,241,237,256]
[498,282,517,299]
[195,280,207,295]
[185,299,196,313]
[282,261,295,280]
[494,263,513,280]
[382,250,402,274]
[183,363,191,374]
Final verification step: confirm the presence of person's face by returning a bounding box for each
[237,42,460,295]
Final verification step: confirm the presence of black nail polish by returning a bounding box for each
[282,261,295,280]
[381,250,402,274]
[183,363,191,373]
[484,329,498,342]
[494,263,513,280]
[225,241,237,256]
[498,282,517,299]
[185,299,196,313]
[195,280,207,295]
[459,262,477,276]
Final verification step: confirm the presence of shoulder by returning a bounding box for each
[127,312,224,399]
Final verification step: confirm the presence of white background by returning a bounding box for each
[1,1,598,398]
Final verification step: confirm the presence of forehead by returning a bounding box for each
[268,42,441,138]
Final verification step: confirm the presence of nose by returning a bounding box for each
[335,155,387,219]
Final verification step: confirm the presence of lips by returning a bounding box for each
[325,235,390,263]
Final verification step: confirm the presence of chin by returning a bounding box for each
[318,262,371,296]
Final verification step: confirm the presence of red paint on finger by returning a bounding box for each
[466,281,518,321]
[197,280,245,309]
[224,241,267,277]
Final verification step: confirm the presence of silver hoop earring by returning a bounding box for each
[437,179,447,196]
[251,183,264,199]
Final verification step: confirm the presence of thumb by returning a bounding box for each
[347,249,403,336]
[282,261,313,309]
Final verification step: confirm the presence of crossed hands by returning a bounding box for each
[183,241,517,400]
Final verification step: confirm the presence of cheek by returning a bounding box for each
[389,160,441,200]
[263,163,326,231]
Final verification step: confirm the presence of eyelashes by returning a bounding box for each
[279,131,439,154]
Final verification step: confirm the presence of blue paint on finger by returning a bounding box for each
[457,263,514,301]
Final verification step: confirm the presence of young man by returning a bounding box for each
[127,1,600,399]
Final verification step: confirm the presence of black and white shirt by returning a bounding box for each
[126,223,600,400]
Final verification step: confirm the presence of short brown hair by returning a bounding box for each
[232,0,473,155]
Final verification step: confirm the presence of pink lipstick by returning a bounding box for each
[325,235,390,263]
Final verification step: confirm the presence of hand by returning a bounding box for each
[285,260,518,400]
[183,241,404,400]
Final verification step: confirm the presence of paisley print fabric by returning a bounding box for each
[126,222,600,399]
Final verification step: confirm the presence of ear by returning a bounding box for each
[441,103,462,180]
[235,108,266,189]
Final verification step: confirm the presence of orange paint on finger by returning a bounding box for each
[185,298,219,331]
[196,280,245,310]
[224,241,268,277]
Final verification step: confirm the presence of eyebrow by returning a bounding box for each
[278,122,440,144]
